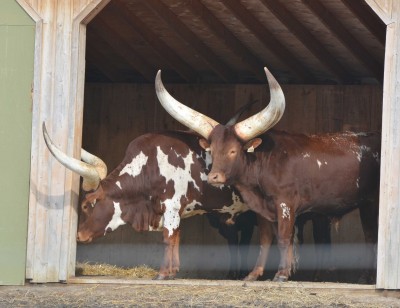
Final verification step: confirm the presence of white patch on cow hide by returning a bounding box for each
[356,177,360,188]
[355,145,371,162]
[181,200,206,219]
[213,192,249,218]
[157,146,200,236]
[317,159,322,169]
[104,202,126,235]
[199,151,213,181]
[119,151,148,177]
[204,151,213,170]
[115,181,122,189]
[303,153,310,158]
[280,203,290,219]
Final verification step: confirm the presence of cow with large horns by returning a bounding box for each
[156,67,381,282]
[43,122,278,279]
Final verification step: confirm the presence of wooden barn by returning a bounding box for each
[1,0,399,290]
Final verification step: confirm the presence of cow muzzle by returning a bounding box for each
[76,231,93,243]
[208,172,226,186]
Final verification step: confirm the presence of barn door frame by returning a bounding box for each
[365,0,400,289]
[16,0,110,283]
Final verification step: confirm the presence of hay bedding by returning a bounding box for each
[75,262,158,279]
[1,263,399,307]
[0,283,399,308]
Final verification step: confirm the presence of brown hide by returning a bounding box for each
[205,127,380,282]
[76,131,249,279]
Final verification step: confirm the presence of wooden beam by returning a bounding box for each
[261,0,351,83]
[303,0,383,82]
[86,31,128,82]
[187,0,265,81]
[142,0,236,83]
[364,0,393,25]
[90,17,156,82]
[375,0,400,290]
[16,0,111,283]
[221,0,314,83]
[68,276,377,291]
[341,0,386,46]
[110,1,197,83]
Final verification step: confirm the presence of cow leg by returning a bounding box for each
[311,214,333,282]
[273,204,296,282]
[238,213,256,279]
[243,214,273,281]
[224,227,240,279]
[358,201,379,284]
[205,214,240,279]
[171,228,181,278]
[154,228,180,280]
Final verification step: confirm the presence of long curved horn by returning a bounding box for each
[155,70,220,139]
[234,67,285,141]
[42,122,102,191]
[81,149,107,180]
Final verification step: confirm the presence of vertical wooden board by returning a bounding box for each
[377,10,400,289]
[127,84,155,138]
[276,85,317,134]
[315,86,344,133]
[234,84,264,124]
[370,86,383,132]
[0,0,35,285]
[342,86,370,132]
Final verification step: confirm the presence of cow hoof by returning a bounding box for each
[153,274,168,280]
[243,275,258,282]
[273,275,288,282]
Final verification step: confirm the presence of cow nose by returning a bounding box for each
[208,172,226,185]
[76,231,91,243]
[76,232,83,242]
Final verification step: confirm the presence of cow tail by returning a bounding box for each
[292,225,300,273]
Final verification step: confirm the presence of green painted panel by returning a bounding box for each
[0,0,34,285]
[0,1,34,26]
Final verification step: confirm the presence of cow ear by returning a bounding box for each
[244,138,262,152]
[199,138,211,152]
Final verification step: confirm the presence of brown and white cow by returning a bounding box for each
[43,124,261,279]
[156,67,381,283]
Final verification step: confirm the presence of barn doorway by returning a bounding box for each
[78,0,385,284]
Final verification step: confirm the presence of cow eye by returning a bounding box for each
[82,204,88,210]
[229,150,237,156]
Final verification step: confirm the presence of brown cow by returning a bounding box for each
[156,67,380,283]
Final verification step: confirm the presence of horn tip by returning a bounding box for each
[42,122,48,136]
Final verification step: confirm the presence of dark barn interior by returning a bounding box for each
[78,0,385,282]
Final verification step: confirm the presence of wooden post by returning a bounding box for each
[17,0,110,283]
[365,0,400,289]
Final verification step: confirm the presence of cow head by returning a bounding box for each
[155,67,285,186]
[42,123,119,243]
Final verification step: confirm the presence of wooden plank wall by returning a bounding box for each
[78,83,382,280]
[83,84,382,169]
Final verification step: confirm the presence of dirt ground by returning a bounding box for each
[1,279,400,308]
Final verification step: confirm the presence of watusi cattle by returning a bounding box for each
[43,123,256,279]
[156,67,381,283]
